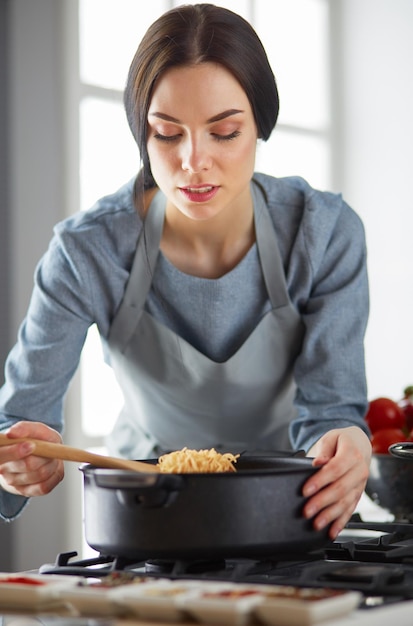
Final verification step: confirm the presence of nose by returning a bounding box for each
[181,135,212,173]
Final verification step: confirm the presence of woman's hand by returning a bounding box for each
[302,426,372,540]
[0,421,64,497]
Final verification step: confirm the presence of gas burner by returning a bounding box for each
[140,553,326,583]
[323,564,405,585]
[292,560,413,599]
[145,558,227,576]
[39,550,320,583]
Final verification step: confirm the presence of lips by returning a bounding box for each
[185,186,214,193]
[179,185,219,203]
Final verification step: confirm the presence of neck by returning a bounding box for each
[161,192,255,279]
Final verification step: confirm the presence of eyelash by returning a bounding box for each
[214,130,241,142]
[153,130,241,143]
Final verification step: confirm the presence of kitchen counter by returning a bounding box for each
[2,597,413,626]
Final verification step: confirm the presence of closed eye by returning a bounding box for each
[153,130,241,143]
[212,130,241,142]
[153,132,181,143]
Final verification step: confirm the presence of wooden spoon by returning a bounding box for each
[0,433,159,473]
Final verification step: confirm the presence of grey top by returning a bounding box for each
[147,245,271,362]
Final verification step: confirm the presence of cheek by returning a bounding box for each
[232,136,257,169]
[147,144,174,177]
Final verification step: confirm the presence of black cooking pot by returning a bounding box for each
[80,455,330,560]
[365,442,413,521]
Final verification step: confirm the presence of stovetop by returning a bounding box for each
[38,515,413,605]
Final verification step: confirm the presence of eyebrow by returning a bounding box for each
[148,109,244,124]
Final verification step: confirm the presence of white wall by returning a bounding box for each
[5,0,82,571]
[335,0,413,401]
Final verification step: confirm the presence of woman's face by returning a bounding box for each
[146,62,258,222]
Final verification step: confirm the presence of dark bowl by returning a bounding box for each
[365,453,413,521]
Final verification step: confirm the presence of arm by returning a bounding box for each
[0,183,139,519]
[289,196,371,538]
[290,200,370,451]
[0,233,93,518]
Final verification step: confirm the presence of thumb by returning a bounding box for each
[309,431,338,467]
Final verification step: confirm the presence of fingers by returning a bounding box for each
[0,421,64,497]
[304,444,369,499]
[7,420,63,444]
[0,456,65,497]
[302,427,371,539]
[303,463,367,539]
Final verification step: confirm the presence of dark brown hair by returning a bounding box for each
[124,3,279,189]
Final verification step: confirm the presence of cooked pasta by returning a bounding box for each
[157,447,239,473]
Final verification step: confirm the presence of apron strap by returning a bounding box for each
[127,191,165,311]
[108,191,164,350]
[251,180,290,308]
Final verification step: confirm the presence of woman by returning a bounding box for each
[0,4,371,539]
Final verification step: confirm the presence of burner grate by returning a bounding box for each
[39,551,132,577]
[327,515,413,564]
[38,550,319,583]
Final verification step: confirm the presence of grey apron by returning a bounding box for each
[107,181,304,459]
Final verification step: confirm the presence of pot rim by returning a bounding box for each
[79,454,316,477]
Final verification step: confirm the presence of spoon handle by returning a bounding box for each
[0,433,158,473]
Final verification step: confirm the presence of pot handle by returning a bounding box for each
[388,442,413,459]
[111,474,185,509]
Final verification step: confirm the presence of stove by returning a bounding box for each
[38,514,413,609]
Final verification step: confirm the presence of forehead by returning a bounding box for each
[148,62,252,118]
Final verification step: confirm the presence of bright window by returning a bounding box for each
[79,0,169,91]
